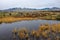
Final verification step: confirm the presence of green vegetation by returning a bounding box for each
[56,15,60,20]
[0,11,60,19]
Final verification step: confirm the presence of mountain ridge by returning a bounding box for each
[0,7,60,12]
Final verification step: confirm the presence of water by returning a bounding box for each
[0,20,60,40]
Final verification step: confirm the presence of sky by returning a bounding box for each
[0,0,60,10]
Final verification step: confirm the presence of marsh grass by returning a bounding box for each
[0,11,60,23]
[0,17,38,23]
[12,23,60,40]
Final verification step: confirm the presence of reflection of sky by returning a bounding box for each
[0,0,60,10]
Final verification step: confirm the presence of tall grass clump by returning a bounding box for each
[12,23,60,40]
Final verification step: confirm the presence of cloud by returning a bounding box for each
[0,0,60,10]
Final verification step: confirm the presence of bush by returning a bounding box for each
[56,15,60,20]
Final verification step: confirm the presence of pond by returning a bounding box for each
[0,20,60,40]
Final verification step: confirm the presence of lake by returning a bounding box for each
[0,20,60,40]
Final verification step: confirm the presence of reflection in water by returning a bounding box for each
[0,20,60,40]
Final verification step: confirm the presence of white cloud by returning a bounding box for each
[0,0,60,10]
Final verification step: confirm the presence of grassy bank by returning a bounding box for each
[0,16,59,23]
[0,17,38,23]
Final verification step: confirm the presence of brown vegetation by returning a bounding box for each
[0,17,38,23]
[0,11,60,23]
[12,23,60,40]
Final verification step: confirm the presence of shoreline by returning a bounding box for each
[0,17,39,23]
[0,17,59,23]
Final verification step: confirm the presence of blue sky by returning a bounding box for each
[0,0,60,10]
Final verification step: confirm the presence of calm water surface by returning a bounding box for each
[0,20,60,40]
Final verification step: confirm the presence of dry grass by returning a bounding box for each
[0,17,38,23]
[12,23,60,40]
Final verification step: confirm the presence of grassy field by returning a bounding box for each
[0,11,60,23]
